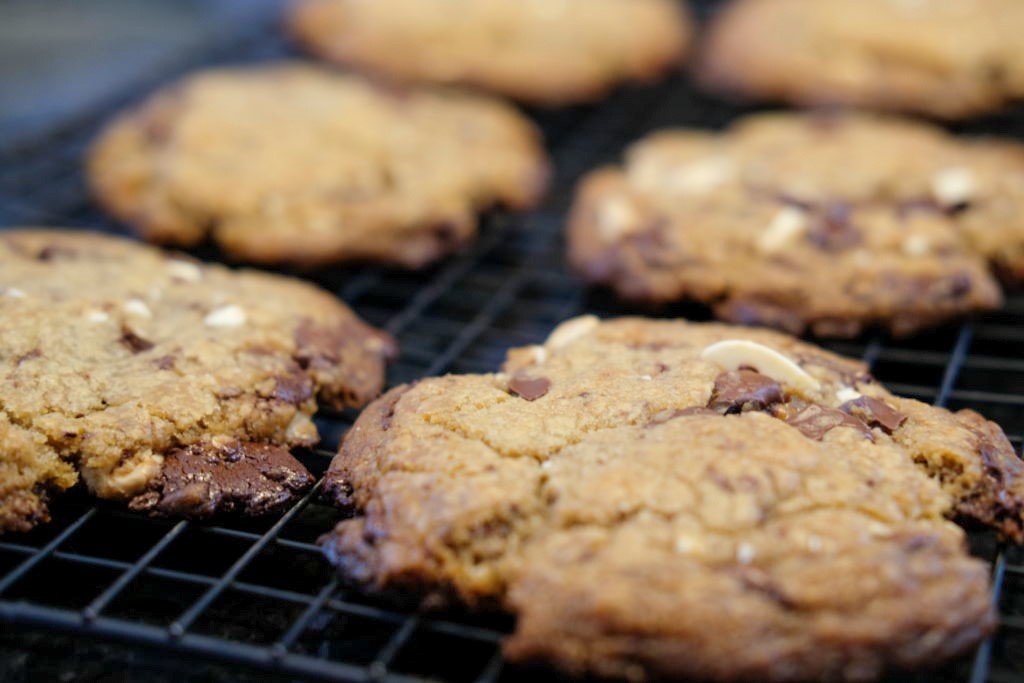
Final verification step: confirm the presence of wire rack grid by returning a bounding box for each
[0,5,1023,683]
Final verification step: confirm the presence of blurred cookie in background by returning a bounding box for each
[699,0,1024,119]
[288,0,692,107]
[567,112,1024,337]
[88,63,549,268]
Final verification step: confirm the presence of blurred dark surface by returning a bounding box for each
[0,0,281,145]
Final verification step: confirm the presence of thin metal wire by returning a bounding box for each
[83,520,189,621]
[0,508,95,595]
[168,480,324,637]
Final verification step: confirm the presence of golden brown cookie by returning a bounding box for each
[88,64,548,268]
[0,229,395,534]
[320,315,1021,682]
[568,112,1024,337]
[288,0,692,106]
[700,0,1024,119]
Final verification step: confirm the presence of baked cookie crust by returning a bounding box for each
[0,229,395,533]
[700,0,1024,119]
[288,0,692,106]
[320,315,1021,681]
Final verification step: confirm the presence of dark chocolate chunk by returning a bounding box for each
[15,348,42,366]
[322,469,356,509]
[120,326,155,353]
[128,440,314,518]
[897,198,945,219]
[807,202,861,251]
[785,404,873,441]
[709,370,783,414]
[509,373,551,401]
[840,396,907,434]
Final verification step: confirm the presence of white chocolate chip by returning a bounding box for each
[665,157,735,194]
[868,521,894,537]
[524,345,547,365]
[836,386,862,403]
[901,234,931,257]
[204,304,247,328]
[122,298,152,319]
[546,315,599,350]
[931,167,975,207]
[4,287,25,299]
[597,197,641,242]
[736,542,756,565]
[674,534,705,556]
[85,310,109,323]
[639,375,653,381]
[701,339,820,393]
[285,413,318,443]
[757,206,809,254]
[84,452,164,498]
[631,156,735,195]
[167,259,202,283]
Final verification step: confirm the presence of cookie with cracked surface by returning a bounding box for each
[320,315,1024,682]
[0,229,396,534]
[699,0,1024,119]
[288,0,692,107]
[568,112,1024,337]
[87,64,548,268]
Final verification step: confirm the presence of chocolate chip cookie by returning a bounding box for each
[700,0,1024,119]
[0,229,396,534]
[568,112,1024,337]
[320,315,1021,681]
[287,0,692,106]
[88,64,548,268]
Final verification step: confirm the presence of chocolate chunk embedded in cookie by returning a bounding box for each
[0,229,395,533]
[700,0,1024,119]
[320,315,1022,681]
[288,0,692,107]
[88,63,548,268]
[568,112,1024,337]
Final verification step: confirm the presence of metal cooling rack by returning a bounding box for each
[1,5,1023,682]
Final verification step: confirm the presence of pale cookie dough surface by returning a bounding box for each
[0,229,396,534]
[288,0,692,106]
[568,112,1024,337]
[320,315,1022,682]
[88,64,548,268]
[700,0,1024,119]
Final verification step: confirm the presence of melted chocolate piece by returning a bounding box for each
[294,318,398,371]
[709,370,783,414]
[807,202,861,251]
[785,404,873,441]
[129,440,314,517]
[120,326,155,353]
[272,369,314,405]
[840,396,907,434]
[508,373,551,401]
